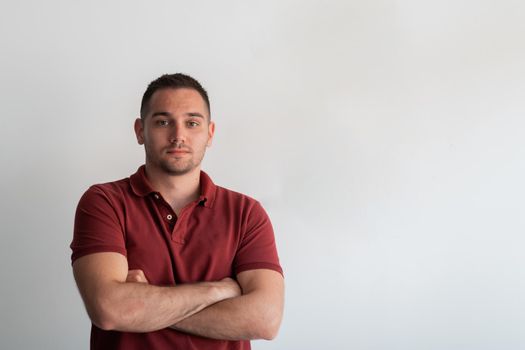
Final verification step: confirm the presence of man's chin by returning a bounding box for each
[160,163,196,176]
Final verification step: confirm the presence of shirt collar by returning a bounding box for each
[130,165,155,197]
[130,165,217,208]
[198,170,217,208]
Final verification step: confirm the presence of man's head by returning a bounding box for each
[140,73,211,120]
[135,73,215,177]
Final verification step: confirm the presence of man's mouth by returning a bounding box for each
[166,148,191,155]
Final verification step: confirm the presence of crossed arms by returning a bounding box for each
[72,252,284,340]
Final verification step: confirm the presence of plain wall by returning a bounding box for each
[1,1,524,349]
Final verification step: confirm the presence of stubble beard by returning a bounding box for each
[159,157,196,176]
[147,147,206,176]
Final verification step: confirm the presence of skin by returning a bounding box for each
[134,88,215,214]
[73,87,284,339]
[128,268,284,340]
[73,252,241,332]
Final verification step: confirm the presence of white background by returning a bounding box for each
[1,1,524,349]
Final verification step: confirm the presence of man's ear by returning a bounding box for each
[134,118,144,145]
[206,121,215,147]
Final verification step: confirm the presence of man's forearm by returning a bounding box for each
[171,295,281,340]
[171,271,284,341]
[88,279,239,333]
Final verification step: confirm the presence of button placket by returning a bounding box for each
[152,193,177,233]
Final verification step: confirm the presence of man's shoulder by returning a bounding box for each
[213,184,265,212]
[215,183,256,201]
[80,177,133,203]
[88,177,130,194]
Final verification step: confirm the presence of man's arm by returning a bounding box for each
[72,252,241,333]
[170,269,284,340]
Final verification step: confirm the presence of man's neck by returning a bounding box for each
[144,164,201,215]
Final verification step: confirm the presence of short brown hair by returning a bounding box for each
[140,73,210,119]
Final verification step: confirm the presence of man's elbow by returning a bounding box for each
[86,295,140,331]
[86,298,120,331]
[256,307,283,340]
[91,314,116,331]
[259,325,280,340]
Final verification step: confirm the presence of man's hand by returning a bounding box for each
[126,270,149,284]
[216,277,242,299]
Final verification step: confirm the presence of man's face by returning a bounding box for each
[134,88,215,176]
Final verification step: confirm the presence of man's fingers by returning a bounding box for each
[220,277,242,298]
[126,269,149,284]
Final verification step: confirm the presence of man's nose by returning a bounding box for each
[169,123,186,144]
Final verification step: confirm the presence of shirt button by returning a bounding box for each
[167,214,173,220]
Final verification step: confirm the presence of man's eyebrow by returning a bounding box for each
[151,111,171,118]
[150,112,205,119]
[187,112,205,119]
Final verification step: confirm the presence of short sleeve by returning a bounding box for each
[70,185,127,264]
[233,201,283,276]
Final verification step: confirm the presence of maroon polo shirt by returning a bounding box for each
[71,166,282,350]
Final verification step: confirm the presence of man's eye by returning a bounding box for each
[187,121,199,127]
[156,120,169,126]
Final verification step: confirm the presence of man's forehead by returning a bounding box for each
[147,88,209,116]
[151,87,203,103]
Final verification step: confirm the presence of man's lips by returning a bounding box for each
[166,148,191,155]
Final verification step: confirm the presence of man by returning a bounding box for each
[70,73,284,350]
